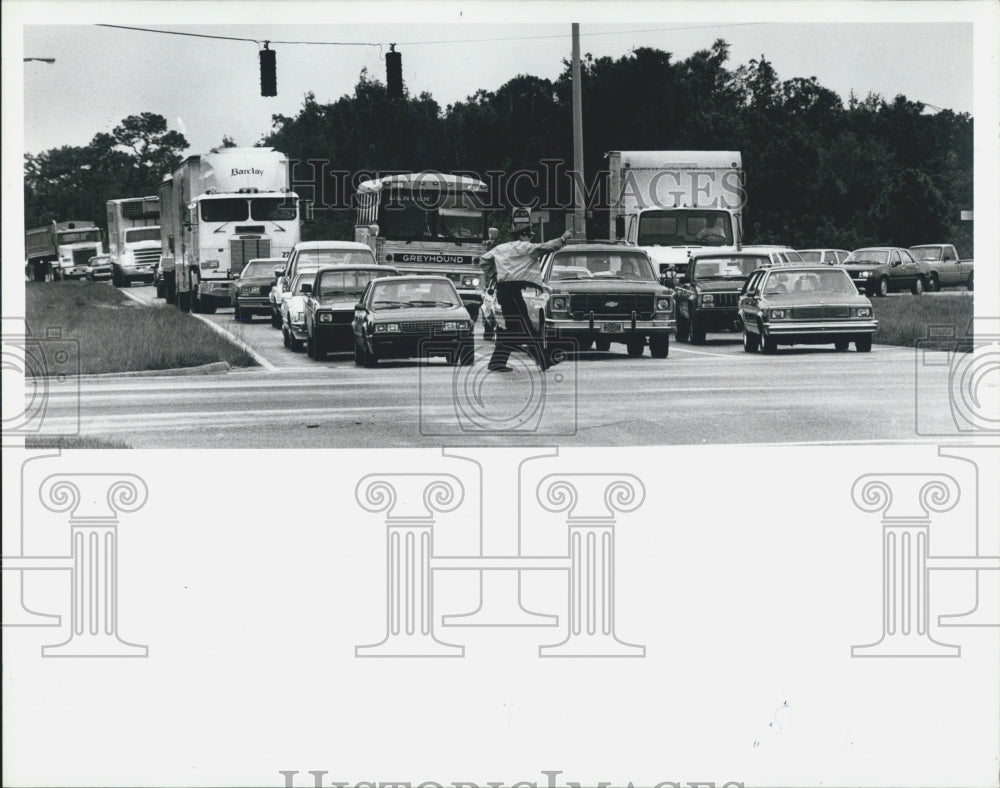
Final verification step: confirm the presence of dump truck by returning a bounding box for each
[25,220,104,282]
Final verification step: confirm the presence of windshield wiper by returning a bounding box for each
[373,300,409,309]
[406,299,457,307]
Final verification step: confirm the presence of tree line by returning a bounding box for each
[24,40,974,256]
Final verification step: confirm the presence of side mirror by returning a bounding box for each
[301,199,315,222]
[355,302,365,311]
[661,272,675,287]
[274,265,285,277]
[300,283,312,295]
[487,226,499,243]
[614,215,626,240]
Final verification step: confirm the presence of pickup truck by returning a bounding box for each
[908,245,974,291]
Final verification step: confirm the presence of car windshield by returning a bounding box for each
[636,210,733,246]
[845,250,889,265]
[291,273,317,295]
[371,280,461,308]
[250,197,297,221]
[200,198,249,222]
[763,270,857,295]
[910,247,943,261]
[240,260,276,278]
[317,270,381,297]
[296,249,376,267]
[377,190,485,242]
[548,251,655,281]
[692,256,765,279]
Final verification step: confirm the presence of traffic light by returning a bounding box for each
[259,43,277,97]
[386,44,403,99]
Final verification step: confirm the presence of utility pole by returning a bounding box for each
[571,23,585,239]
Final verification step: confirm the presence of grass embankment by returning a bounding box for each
[871,294,974,349]
[25,280,257,374]
[25,435,134,449]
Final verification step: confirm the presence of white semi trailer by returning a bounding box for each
[607,150,744,275]
[107,196,160,287]
[158,147,303,312]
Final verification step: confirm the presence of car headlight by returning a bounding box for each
[442,321,469,331]
[769,308,788,320]
[701,293,715,304]
[550,296,569,312]
[319,313,333,323]
[291,311,305,322]
[858,271,871,279]
[656,297,672,311]
[239,285,256,294]
[854,307,872,318]
[201,260,220,271]
[375,323,400,333]
[461,276,480,287]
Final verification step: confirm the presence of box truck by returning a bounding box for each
[607,150,744,275]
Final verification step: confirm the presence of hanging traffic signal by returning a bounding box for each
[386,44,403,99]
[259,43,277,97]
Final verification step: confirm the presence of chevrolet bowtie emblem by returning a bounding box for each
[606,301,618,307]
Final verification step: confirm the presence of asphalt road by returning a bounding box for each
[36,285,971,448]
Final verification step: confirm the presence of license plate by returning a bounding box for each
[601,322,622,333]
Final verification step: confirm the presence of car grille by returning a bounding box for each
[73,249,93,266]
[399,321,453,336]
[133,248,160,266]
[569,293,655,320]
[790,306,850,320]
[259,285,272,296]
[230,238,271,269]
[709,292,739,308]
[323,312,354,325]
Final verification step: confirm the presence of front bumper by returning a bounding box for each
[314,323,355,349]
[120,265,156,281]
[370,331,472,358]
[62,266,89,278]
[761,319,878,336]
[198,280,234,303]
[544,316,675,337]
[88,269,112,280]
[234,295,271,310]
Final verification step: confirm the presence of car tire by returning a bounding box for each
[649,334,669,359]
[271,310,282,329]
[742,327,759,353]
[155,280,166,299]
[112,268,122,287]
[233,305,243,322]
[306,334,316,359]
[690,316,707,345]
[626,338,645,358]
[856,335,873,353]
[165,280,177,305]
[282,327,291,348]
[760,330,777,355]
[458,340,475,366]
[354,339,364,366]
[928,272,939,292]
[967,273,974,292]
[834,338,850,351]
[595,338,611,352]
[878,277,889,297]
[675,315,690,342]
[911,277,925,295]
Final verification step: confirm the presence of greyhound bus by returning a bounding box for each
[354,172,497,320]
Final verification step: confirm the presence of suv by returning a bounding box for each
[670,251,770,344]
[303,264,399,359]
[524,241,675,358]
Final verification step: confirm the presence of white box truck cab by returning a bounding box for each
[107,196,160,287]
[607,151,744,276]
[159,147,303,313]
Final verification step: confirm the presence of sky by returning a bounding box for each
[10,2,984,157]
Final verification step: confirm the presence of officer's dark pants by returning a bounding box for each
[489,281,546,369]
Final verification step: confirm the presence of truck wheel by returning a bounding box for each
[649,334,669,358]
[760,330,777,355]
[675,315,690,342]
[200,298,217,315]
[626,338,645,358]
[911,277,924,295]
[967,273,974,292]
[927,272,939,292]
[155,279,166,299]
[690,316,707,345]
[165,279,177,305]
[595,338,611,352]
[877,277,889,297]
[177,290,191,311]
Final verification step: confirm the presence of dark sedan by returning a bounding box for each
[842,247,931,296]
[303,264,399,359]
[233,258,284,322]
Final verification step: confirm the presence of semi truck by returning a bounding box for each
[607,150,744,275]
[106,196,161,287]
[158,147,304,312]
[24,220,104,282]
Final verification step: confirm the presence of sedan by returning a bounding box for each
[85,254,113,281]
[280,271,318,352]
[842,247,931,296]
[353,276,474,367]
[233,258,284,322]
[303,264,399,359]
[738,266,878,353]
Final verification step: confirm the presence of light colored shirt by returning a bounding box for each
[480,236,568,287]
